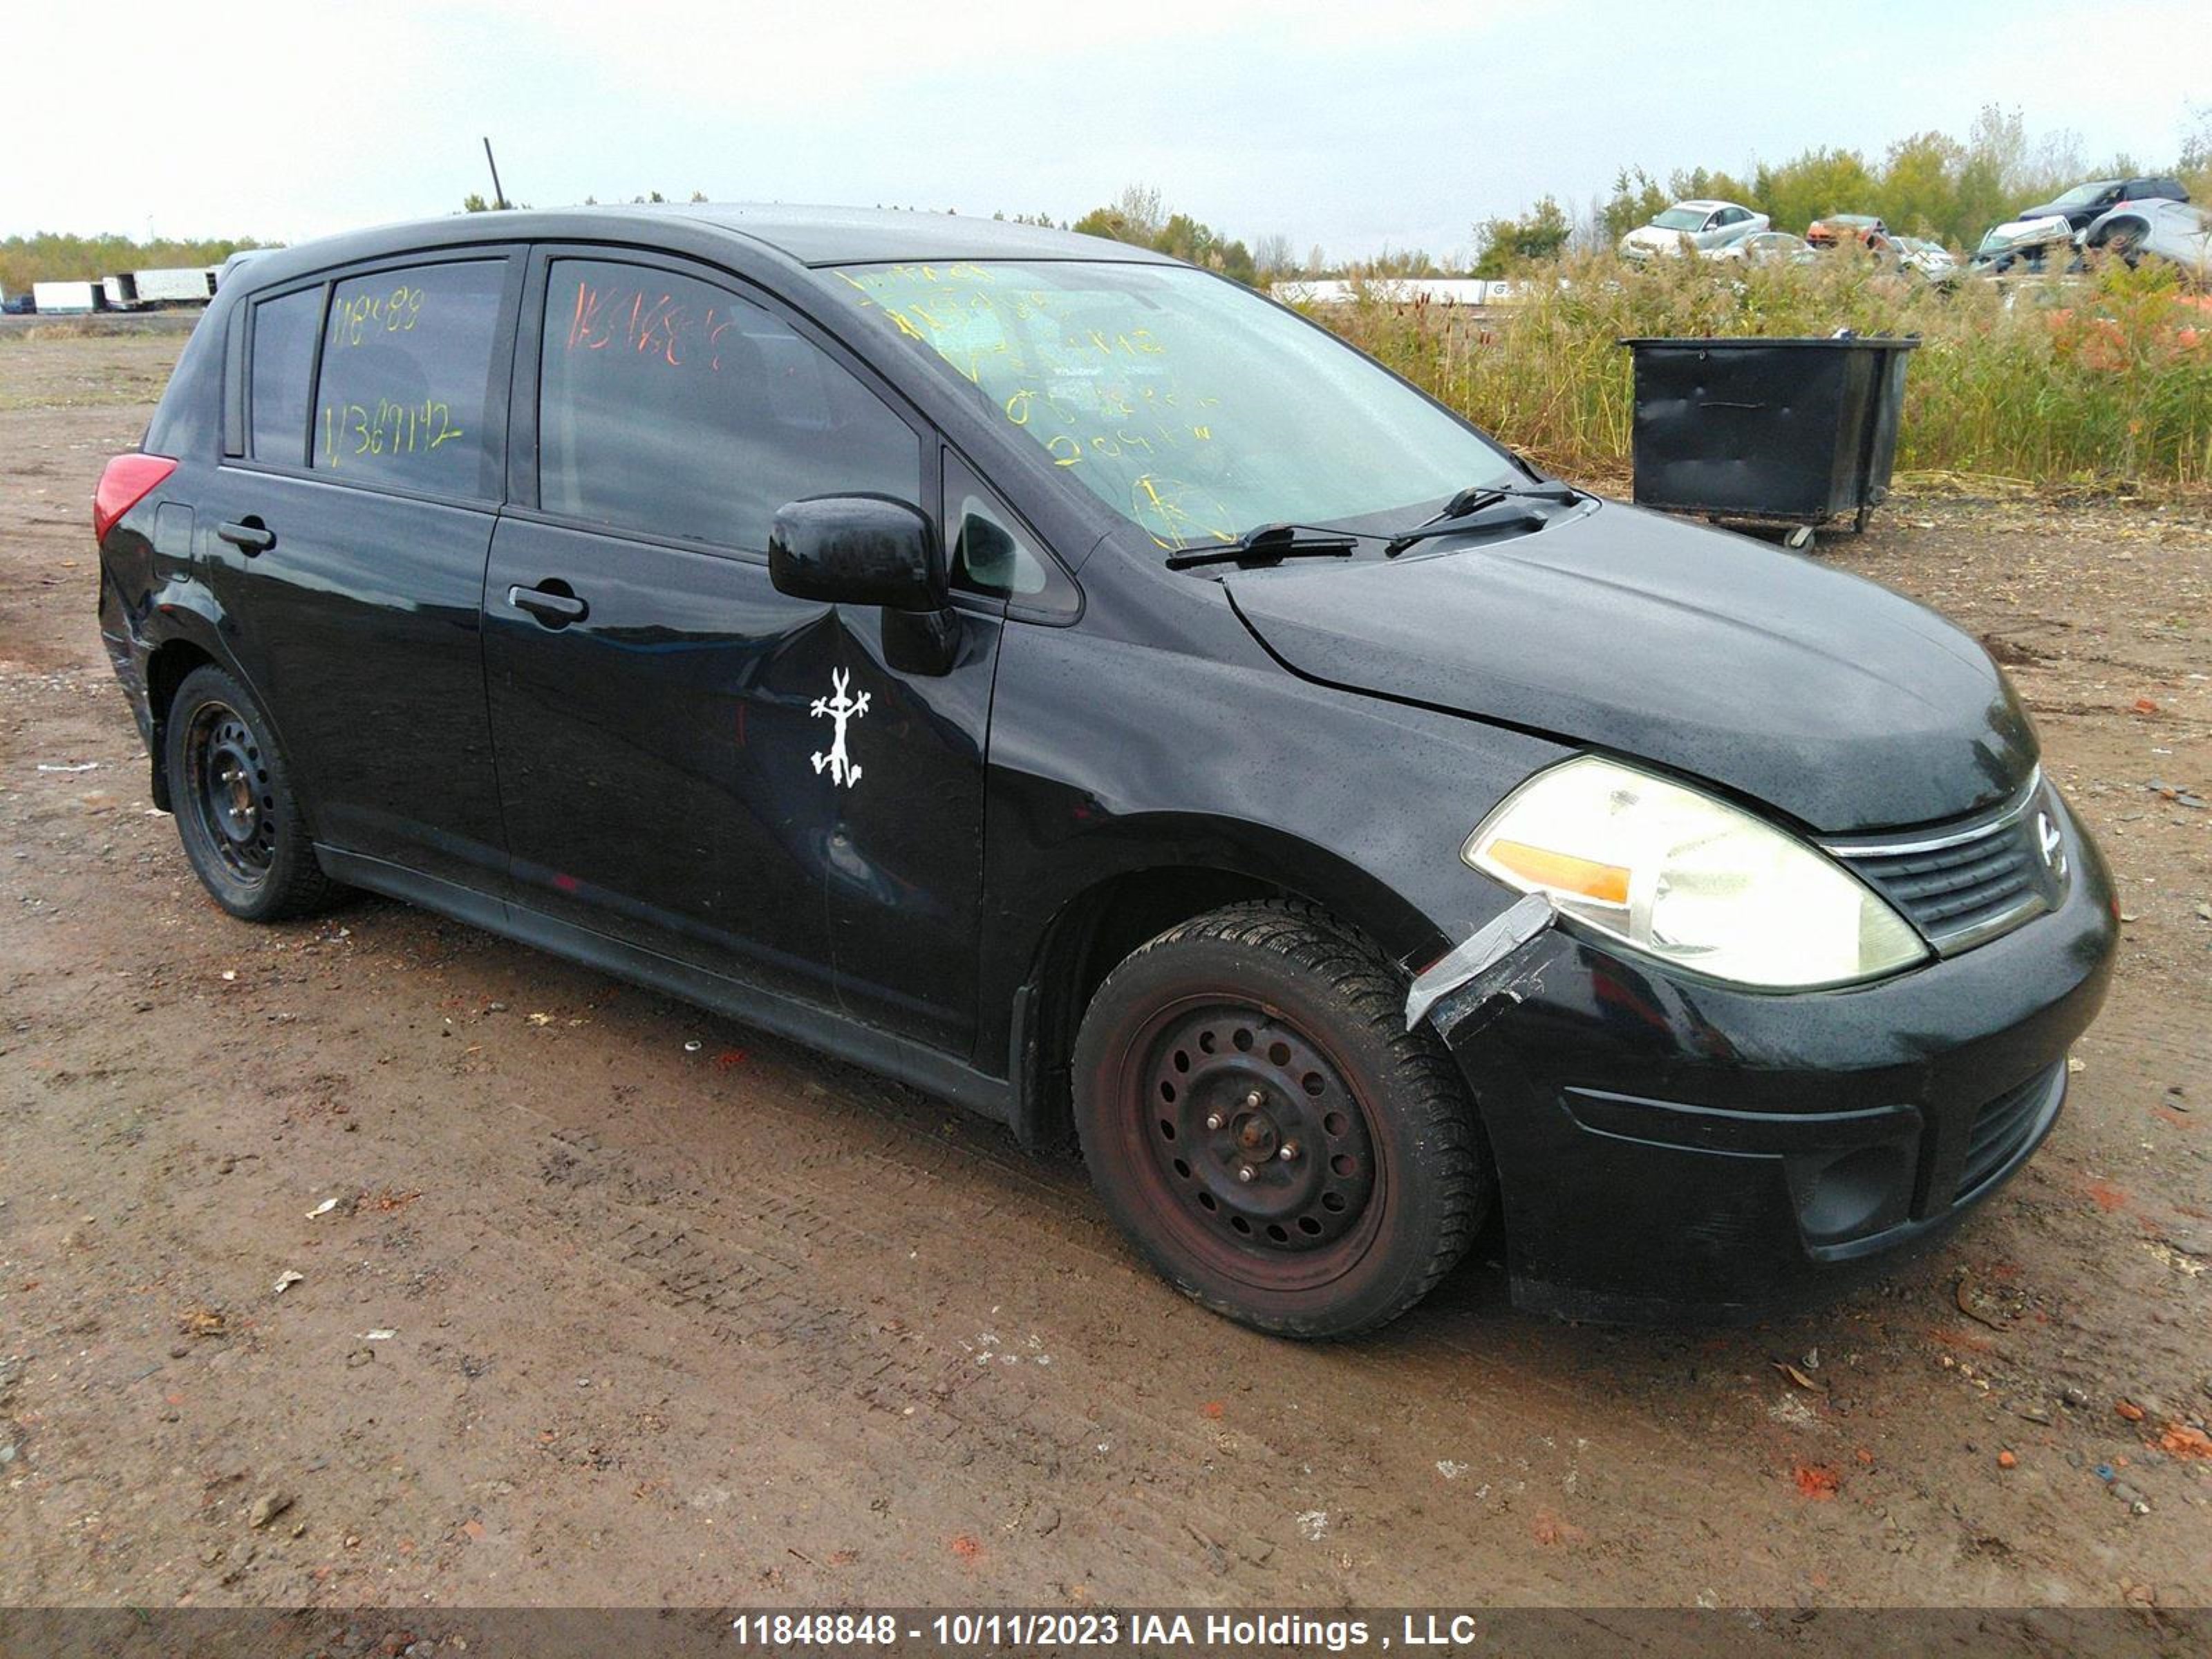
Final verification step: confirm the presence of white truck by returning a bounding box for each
[32,280,105,315]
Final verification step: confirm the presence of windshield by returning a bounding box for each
[827,261,1514,550]
[2052,182,2117,208]
[1651,208,1707,231]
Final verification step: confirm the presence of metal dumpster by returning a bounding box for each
[1620,335,1917,536]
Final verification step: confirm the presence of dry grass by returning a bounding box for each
[1313,252,2212,491]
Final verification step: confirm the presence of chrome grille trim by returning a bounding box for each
[1823,770,2061,955]
[1823,769,2041,858]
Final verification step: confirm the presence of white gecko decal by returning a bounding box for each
[809,667,870,789]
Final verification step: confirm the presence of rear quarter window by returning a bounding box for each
[314,260,507,498]
[248,287,321,466]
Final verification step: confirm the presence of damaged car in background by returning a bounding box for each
[1703,229,1817,266]
[2017,174,2190,232]
[2079,197,2212,281]
[1891,235,1962,285]
[95,204,2116,1338]
[1971,213,2078,274]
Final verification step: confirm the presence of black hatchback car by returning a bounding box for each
[95,205,2117,1335]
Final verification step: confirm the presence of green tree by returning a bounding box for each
[2182,101,2212,200]
[1752,147,1879,234]
[0,231,270,297]
[1597,168,1671,241]
[1068,185,1259,284]
[1472,195,1570,276]
[1874,131,1967,241]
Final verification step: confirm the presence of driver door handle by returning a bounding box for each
[508,583,588,626]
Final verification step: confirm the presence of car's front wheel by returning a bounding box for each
[165,664,344,922]
[1072,900,1489,1339]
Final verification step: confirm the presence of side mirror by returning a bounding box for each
[769,496,944,612]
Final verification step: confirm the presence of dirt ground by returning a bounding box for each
[1,332,2208,1614]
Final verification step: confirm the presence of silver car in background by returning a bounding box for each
[1704,230,1816,265]
[1619,200,1770,263]
[2079,198,2212,283]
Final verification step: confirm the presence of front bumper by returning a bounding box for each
[1430,791,2118,1322]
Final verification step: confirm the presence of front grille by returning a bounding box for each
[1957,1062,2063,1199]
[1827,774,2059,954]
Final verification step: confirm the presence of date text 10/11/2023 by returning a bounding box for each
[729,1611,1511,1650]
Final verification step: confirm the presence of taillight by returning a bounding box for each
[93,453,178,543]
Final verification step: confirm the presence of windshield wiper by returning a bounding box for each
[1382,481,1582,556]
[1163,523,1362,570]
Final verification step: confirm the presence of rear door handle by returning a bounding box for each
[507,583,588,627]
[216,518,275,555]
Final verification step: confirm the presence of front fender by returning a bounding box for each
[977,610,1574,1087]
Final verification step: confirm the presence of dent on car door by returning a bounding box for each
[481,251,1002,1047]
[199,254,520,892]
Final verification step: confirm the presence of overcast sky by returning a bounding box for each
[12,0,2208,257]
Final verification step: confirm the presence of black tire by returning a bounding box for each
[164,664,344,922]
[1072,899,1488,1339]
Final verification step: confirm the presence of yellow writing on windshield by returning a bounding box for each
[1131,474,1234,550]
[843,269,1236,545]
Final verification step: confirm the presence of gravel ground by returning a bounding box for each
[1,333,2208,1616]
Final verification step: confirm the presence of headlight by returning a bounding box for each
[1463,756,1927,989]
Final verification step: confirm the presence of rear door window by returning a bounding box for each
[535,257,921,552]
[314,259,508,498]
[249,287,321,466]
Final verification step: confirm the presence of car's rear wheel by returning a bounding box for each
[1073,900,1488,1339]
[165,664,344,921]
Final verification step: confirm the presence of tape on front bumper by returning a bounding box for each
[1403,893,1555,1031]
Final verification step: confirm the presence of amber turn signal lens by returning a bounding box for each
[1483,838,1631,905]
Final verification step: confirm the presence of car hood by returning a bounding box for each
[1224,503,2036,836]
[1982,215,2074,250]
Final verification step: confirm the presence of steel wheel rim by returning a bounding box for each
[185,702,275,885]
[1118,993,1386,1292]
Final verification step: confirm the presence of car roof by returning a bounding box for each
[218,202,1179,299]
[319,203,1161,273]
[614,201,1175,267]
[1672,200,1726,212]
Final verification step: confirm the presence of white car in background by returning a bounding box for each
[1892,236,1962,285]
[1619,200,1770,262]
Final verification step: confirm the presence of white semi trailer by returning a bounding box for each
[32,280,105,315]
[132,267,220,306]
[100,268,220,310]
